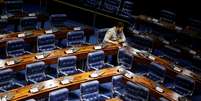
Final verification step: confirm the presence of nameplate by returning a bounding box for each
[30,87,39,93]
[152,18,159,23]
[45,29,53,34]
[18,33,26,38]
[73,27,81,31]
[61,79,70,85]
[94,46,102,50]
[148,55,156,61]
[1,15,8,19]
[156,87,164,93]
[6,60,15,66]
[45,82,57,89]
[28,13,36,17]
[124,73,133,79]
[65,49,73,54]
[189,50,196,55]
[175,26,183,31]
[35,54,44,59]
[90,72,99,78]
[173,66,182,72]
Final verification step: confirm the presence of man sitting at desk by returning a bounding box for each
[103,22,126,45]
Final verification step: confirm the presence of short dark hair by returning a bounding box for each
[115,22,124,28]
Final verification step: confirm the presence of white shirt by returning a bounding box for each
[103,27,126,43]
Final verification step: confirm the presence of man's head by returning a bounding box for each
[115,22,124,34]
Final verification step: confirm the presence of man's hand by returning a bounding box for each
[111,41,119,45]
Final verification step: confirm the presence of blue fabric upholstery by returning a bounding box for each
[20,16,38,31]
[4,0,23,14]
[57,56,79,75]
[102,0,121,14]
[6,38,25,57]
[85,0,100,8]
[112,75,124,97]
[0,19,7,34]
[0,69,21,91]
[96,28,109,44]
[25,61,46,83]
[119,0,134,18]
[172,75,195,96]
[49,88,69,101]
[37,34,56,52]
[66,31,84,47]
[147,62,166,83]
[50,14,67,27]
[123,81,149,101]
[118,48,133,70]
[80,80,99,101]
[87,50,105,70]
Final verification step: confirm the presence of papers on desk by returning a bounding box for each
[45,29,53,34]
[0,60,6,68]
[175,26,183,31]
[61,76,74,85]
[44,81,57,89]
[148,55,156,61]
[18,33,26,38]
[73,27,81,31]
[35,54,44,59]
[6,60,15,66]
[173,66,182,72]
[28,13,36,17]
[0,15,8,19]
[155,86,164,93]
[152,18,159,23]
[94,45,102,50]
[0,92,15,101]
[90,70,103,78]
[124,71,135,79]
[189,50,196,55]
[65,49,74,54]
[30,87,39,93]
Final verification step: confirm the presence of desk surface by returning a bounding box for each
[0,43,120,71]
[106,98,122,101]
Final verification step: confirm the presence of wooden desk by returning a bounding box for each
[0,28,73,48]
[0,43,119,71]
[0,67,120,101]
[0,67,186,101]
[106,98,122,101]
[124,75,184,101]
[132,48,201,86]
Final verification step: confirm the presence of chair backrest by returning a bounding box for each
[85,0,100,8]
[102,0,121,14]
[80,80,99,101]
[58,56,77,75]
[20,16,38,31]
[0,69,14,87]
[148,62,166,82]
[160,10,176,24]
[87,50,105,70]
[0,19,7,34]
[50,14,67,28]
[67,31,84,46]
[119,0,134,18]
[6,38,25,57]
[4,0,23,14]
[26,61,46,82]
[49,88,69,101]
[117,48,133,70]
[96,28,109,44]
[124,81,149,101]
[174,74,195,95]
[37,34,55,52]
[112,75,124,93]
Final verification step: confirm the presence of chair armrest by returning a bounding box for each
[77,69,85,73]
[29,79,37,84]
[99,94,110,100]
[15,82,24,87]
[56,46,62,49]
[46,75,55,79]
[0,88,6,92]
[104,63,114,67]
[25,51,32,54]
[60,71,68,76]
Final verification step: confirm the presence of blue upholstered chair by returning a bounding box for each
[49,88,69,101]
[117,48,133,70]
[101,0,121,14]
[37,34,56,52]
[50,14,67,28]
[119,0,134,18]
[20,16,38,31]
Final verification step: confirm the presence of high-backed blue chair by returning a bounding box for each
[119,0,134,18]
[85,0,100,8]
[80,80,109,101]
[102,0,121,14]
[117,48,133,70]
[96,28,109,44]
[49,88,69,101]
[25,61,54,84]
[6,38,26,57]
[37,34,56,52]
[123,81,149,101]
[61,31,85,47]
[50,14,67,28]
[50,56,83,77]
[0,69,23,92]
[20,16,38,31]
[4,0,23,14]
[112,75,124,97]
[172,74,195,96]
[87,50,113,71]
[146,62,166,83]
